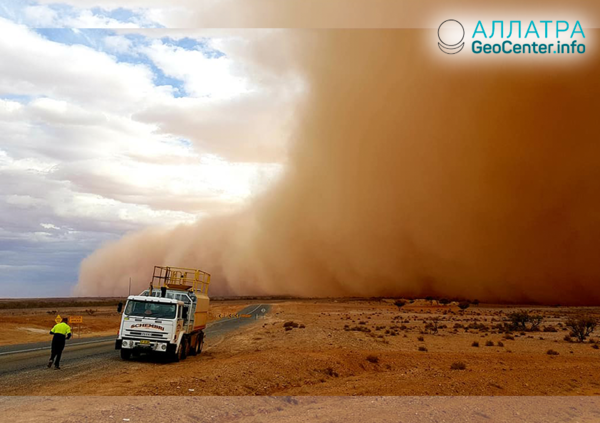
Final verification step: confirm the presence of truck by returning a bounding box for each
[115,266,210,361]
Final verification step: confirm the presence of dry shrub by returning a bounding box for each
[565,315,598,342]
[451,361,466,370]
[508,311,543,331]
[283,321,299,328]
[325,367,339,377]
[458,302,470,310]
[394,300,407,309]
[366,355,379,364]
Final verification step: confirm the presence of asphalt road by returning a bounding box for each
[0,303,270,381]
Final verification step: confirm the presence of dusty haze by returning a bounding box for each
[76,31,600,305]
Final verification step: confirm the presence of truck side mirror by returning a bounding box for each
[182,307,188,319]
[117,302,123,313]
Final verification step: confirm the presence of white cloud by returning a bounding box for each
[29,98,108,126]
[142,40,249,99]
[23,5,58,27]
[103,35,133,53]
[0,99,24,117]
[18,3,157,28]
[0,19,300,295]
[34,0,172,9]
[31,1,192,27]
[64,10,141,29]
[129,31,305,162]
[0,18,168,111]
[6,194,45,207]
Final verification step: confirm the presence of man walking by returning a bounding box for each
[48,317,71,370]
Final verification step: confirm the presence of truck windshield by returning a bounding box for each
[125,300,177,319]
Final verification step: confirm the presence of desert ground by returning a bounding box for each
[1,298,599,397]
[0,299,249,346]
[2,396,600,423]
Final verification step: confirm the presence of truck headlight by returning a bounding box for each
[159,343,167,350]
[122,340,129,347]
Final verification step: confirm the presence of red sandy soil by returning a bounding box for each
[2,396,600,423]
[2,299,600,396]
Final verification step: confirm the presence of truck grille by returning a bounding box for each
[125,330,168,339]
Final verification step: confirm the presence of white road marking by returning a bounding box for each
[245,304,264,315]
[2,305,269,357]
[0,339,113,357]
[212,304,265,324]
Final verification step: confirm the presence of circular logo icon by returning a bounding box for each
[438,19,465,54]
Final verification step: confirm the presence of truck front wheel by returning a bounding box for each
[173,341,183,362]
[181,338,188,360]
[120,349,132,360]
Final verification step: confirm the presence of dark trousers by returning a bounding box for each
[50,335,66,367]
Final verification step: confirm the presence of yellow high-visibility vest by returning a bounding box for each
[51,322,71,335]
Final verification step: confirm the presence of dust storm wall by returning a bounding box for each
[76,31,600,305]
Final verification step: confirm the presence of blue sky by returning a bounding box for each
[0,5,290,297]
[32,29,203,97]
[0,1,160,28]
[31,28,225,95]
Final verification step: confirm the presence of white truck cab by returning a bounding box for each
[115,266,210,361]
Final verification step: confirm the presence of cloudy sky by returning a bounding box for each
[0,1,302,297]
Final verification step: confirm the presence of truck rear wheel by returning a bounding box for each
[189,335,198,356]
[196,333,204,355]
[120,349,132,360]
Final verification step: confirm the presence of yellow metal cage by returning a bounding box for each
[151,266,211,295]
